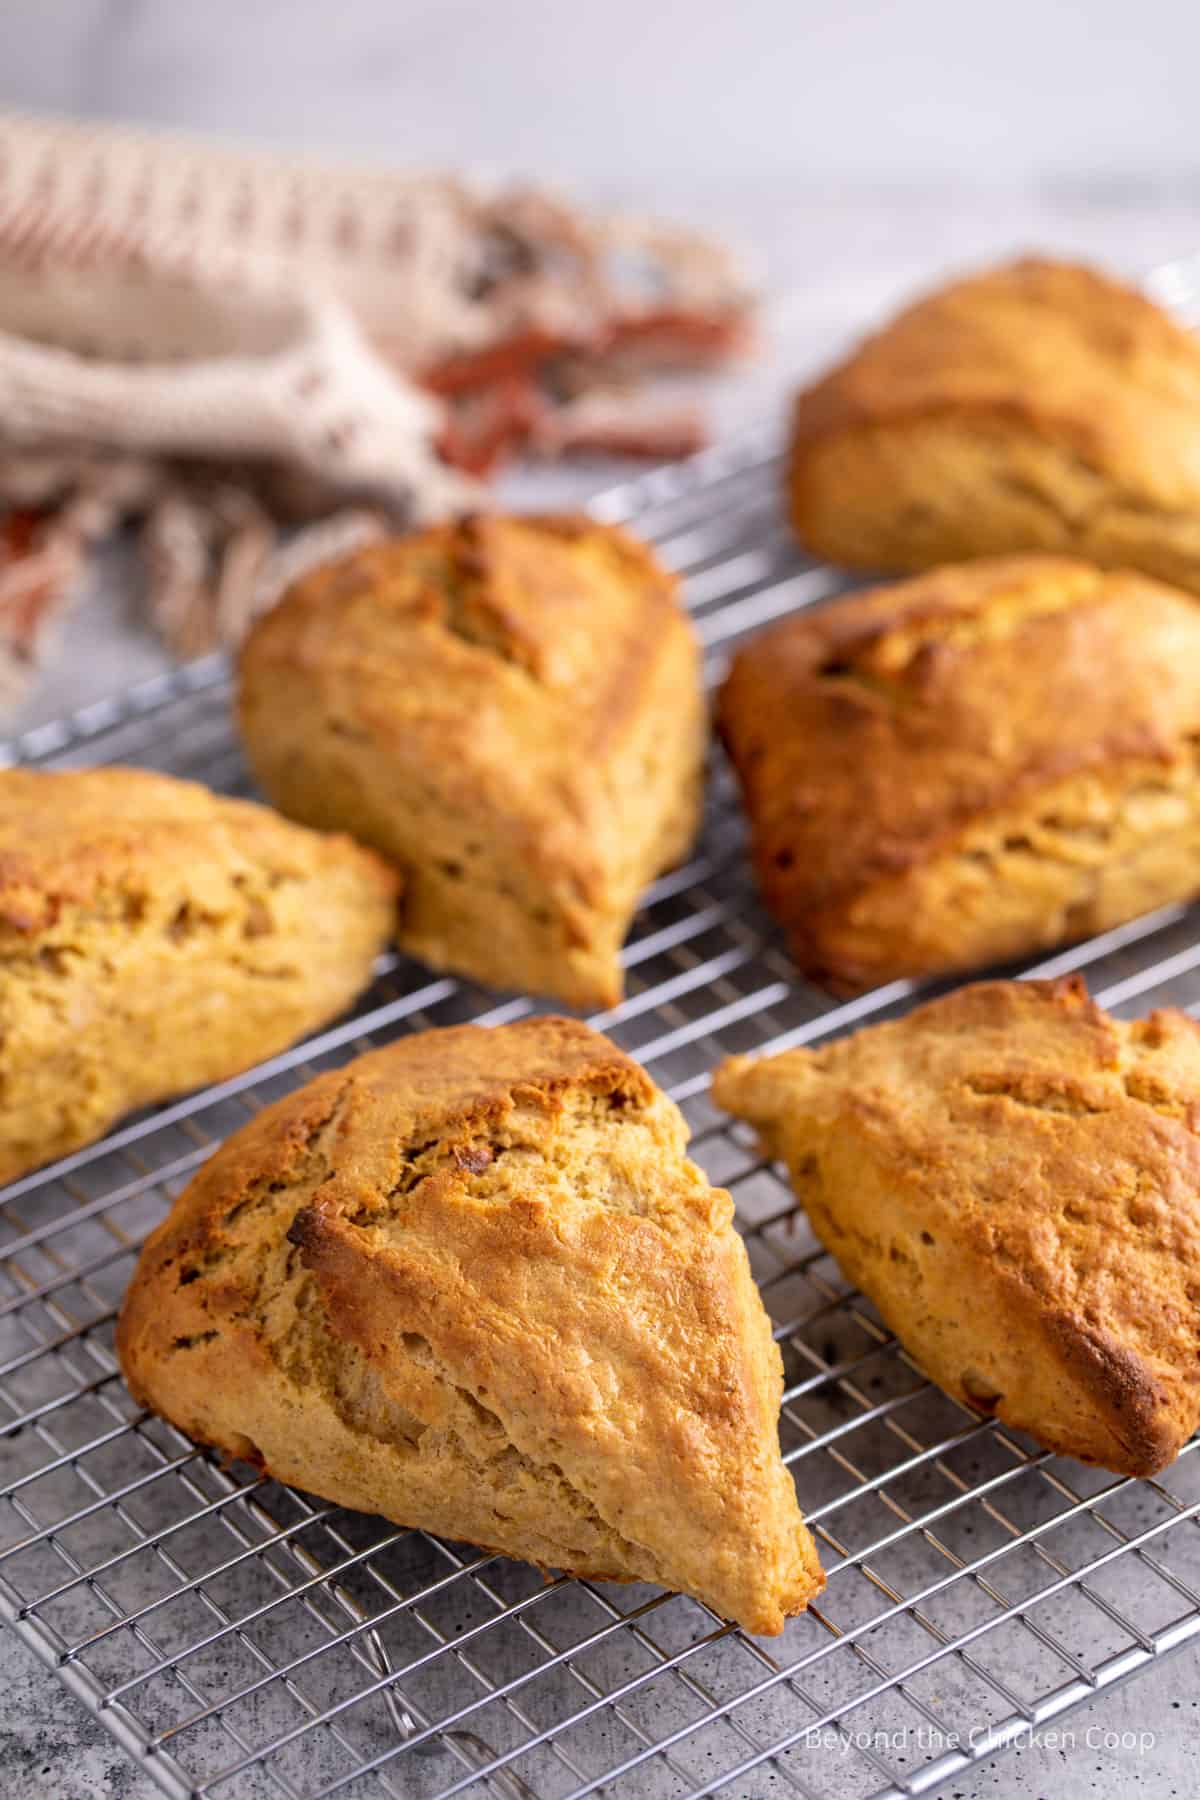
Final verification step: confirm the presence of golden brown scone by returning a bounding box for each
[717,554,1200,992]
[237,514,706,1010]
[713,977,1200,1478]
[117,1017,822,1634]
[788,258,1200,592]
[0,767,397,1184]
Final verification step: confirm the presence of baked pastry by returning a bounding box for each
[237,513,706,1009]
[117,1016,823,1633]
[713,977,1200,1478]
[717,553,1200,991]
[0,767,397,1184]
[787,257,1200,594]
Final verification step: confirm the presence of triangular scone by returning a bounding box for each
[237,515,706,1009]
[788,258,1200,594]
[0,767,397,1185]
[118,1017,822,1633]
[713,978,1200,1478]
[716,554,1200,993]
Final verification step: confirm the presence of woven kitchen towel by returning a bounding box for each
[0,111,751,702]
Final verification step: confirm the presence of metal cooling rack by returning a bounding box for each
[6,289,1200,1800]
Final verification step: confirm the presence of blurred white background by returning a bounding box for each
[2,0,1196,201]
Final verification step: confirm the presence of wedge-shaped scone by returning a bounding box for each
[117,1017,822,1633]
[0,767,397,1185]
[237,514,706,1009]
[718,554,1200,991]
[788,258,1200,593]
[714,978,1200,1477]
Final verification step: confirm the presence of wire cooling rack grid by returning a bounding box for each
[6,294,1200,1800]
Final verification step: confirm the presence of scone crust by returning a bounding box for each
[788,258,1200,591]
[237,514,706,1008]
[0,766,397,1183]
[118,1017,822,1634]
[717,554,1200,989]
[714,977,1200,1477]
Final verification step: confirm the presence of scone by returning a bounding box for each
[237,513,706,1009]
[713,977,1200,1478]
[117,1017,823,1634]
[717,554,1200,991]
[0,767,397,1184]
[788,257,1200,594]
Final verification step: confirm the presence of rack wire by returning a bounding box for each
[5,272,1200,1800]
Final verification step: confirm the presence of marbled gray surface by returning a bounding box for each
[4,1616,1199,1800]
[3,7,1200,1796]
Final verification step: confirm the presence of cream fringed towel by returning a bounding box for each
[0,112,751,704]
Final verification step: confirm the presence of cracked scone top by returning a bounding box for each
[714,977,1200,1478]
[117,1016,823,1634]
[787,257,1200,592]
[236,513,706,1009]
[0,766,397,1184]
[717,553,1200,991]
